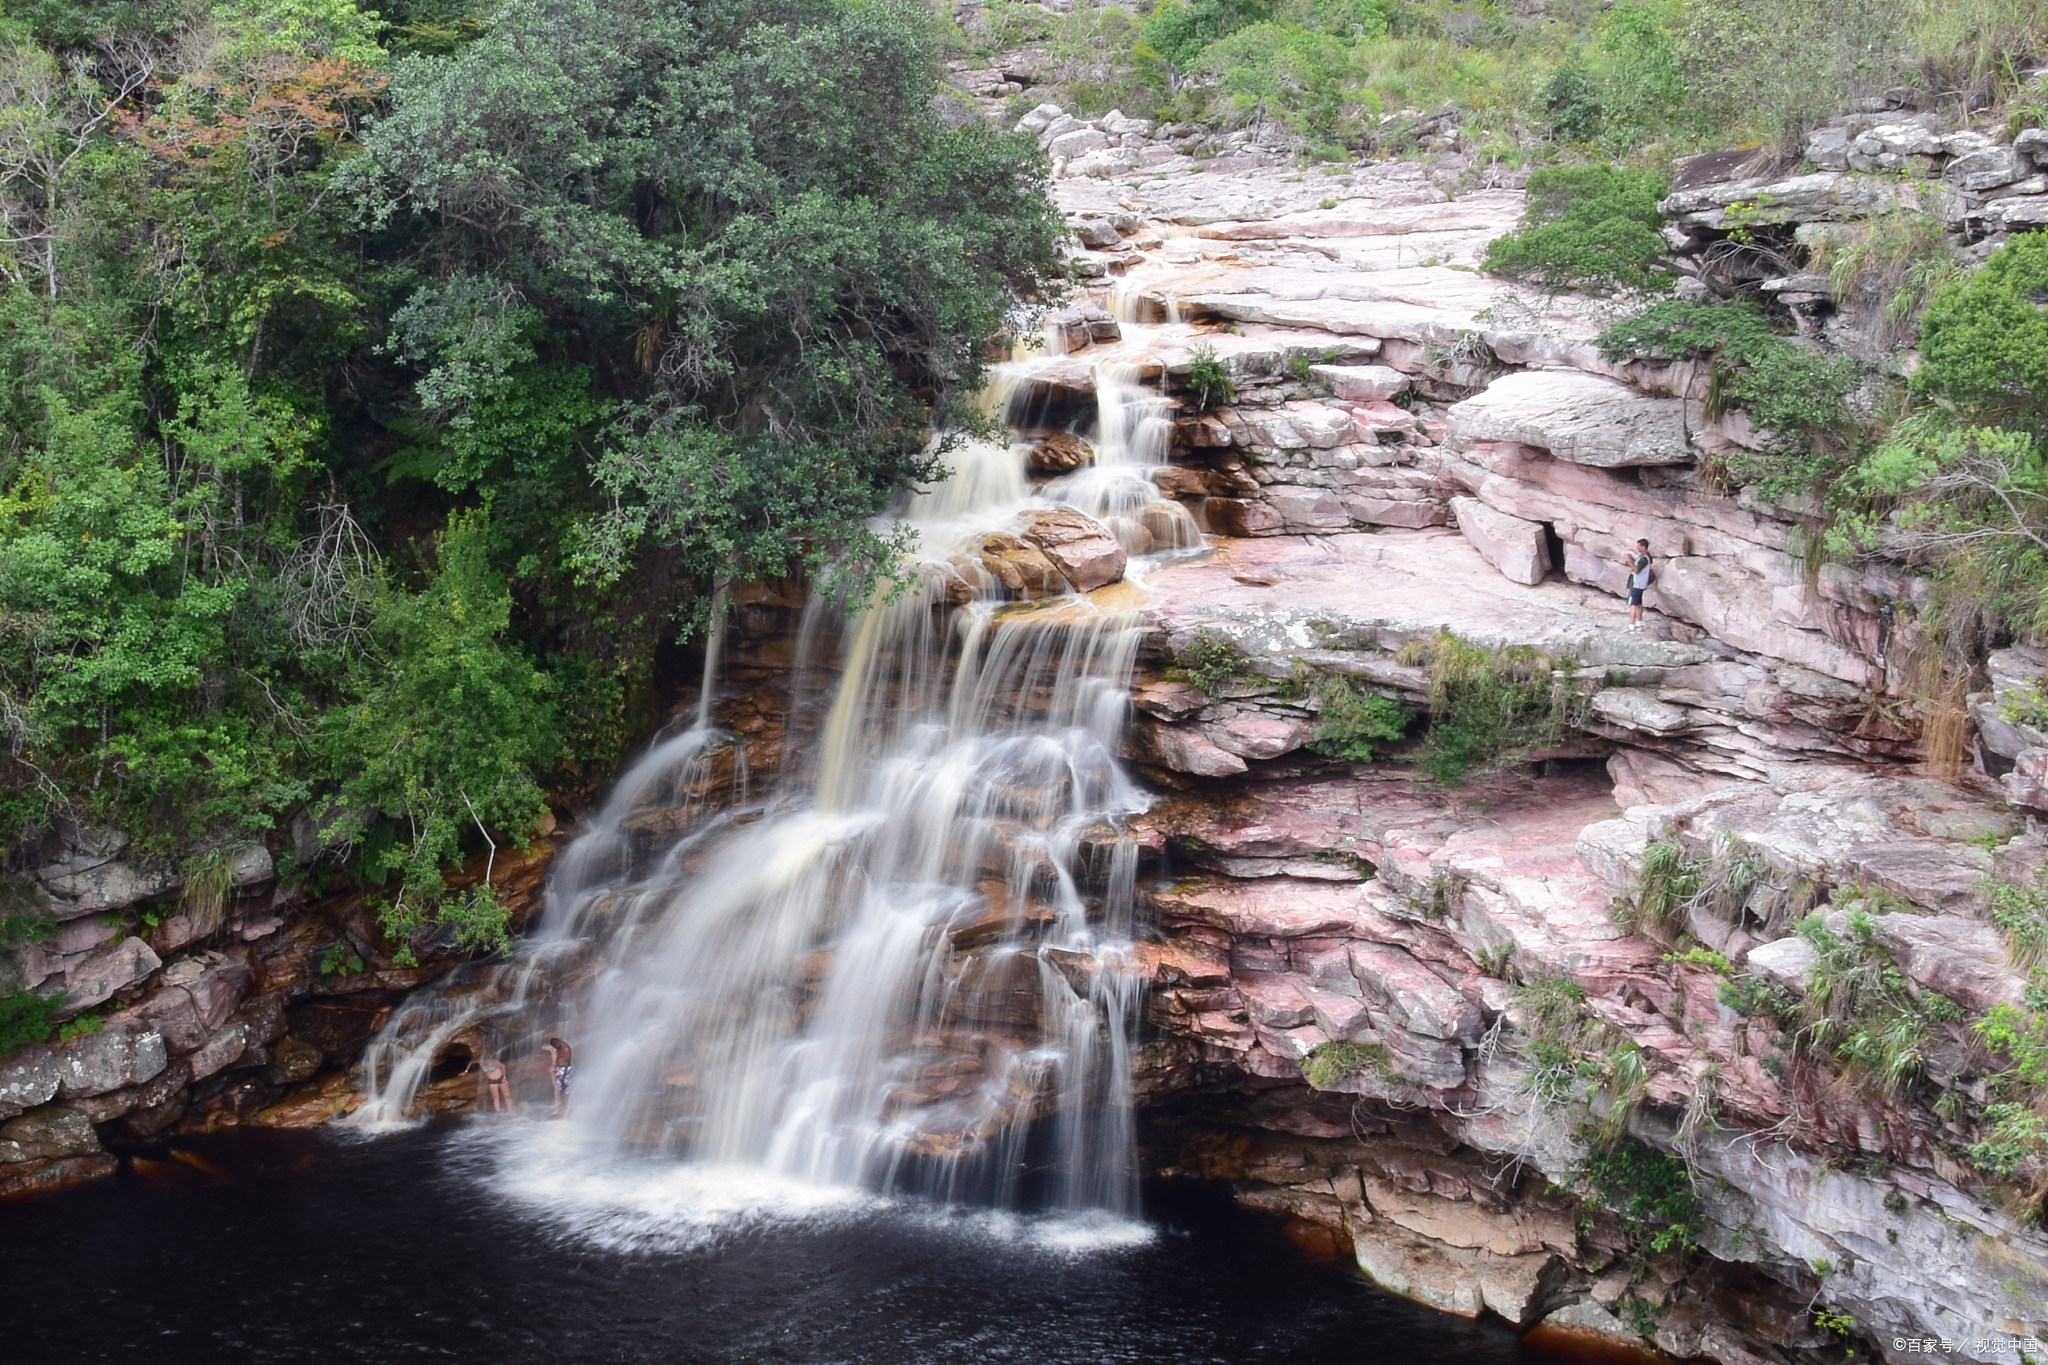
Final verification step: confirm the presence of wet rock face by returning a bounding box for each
[1015,507,1127,592]
[974,532,1066,599]
[1026,432,1092,474]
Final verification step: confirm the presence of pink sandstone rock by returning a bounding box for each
[1016,507,1128,592]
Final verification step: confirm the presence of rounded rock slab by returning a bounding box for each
[1016,507,1128,593]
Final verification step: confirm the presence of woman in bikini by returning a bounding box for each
[480,1055,511,1112]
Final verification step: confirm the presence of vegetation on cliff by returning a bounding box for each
[0,0,1059,971]
[961,0,2043,166]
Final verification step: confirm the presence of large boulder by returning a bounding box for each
[1134,719,1249,778]
[186,1022,252,1083]
[0,1105,101,1163]
[52,1019,168,1099]
[1450,495,1549,585]
[2002,747,2048,813]
[50,936,161,1020]
[974,533,1065,599]
[1447,370,1691,468]
[1026,432,1092,473]
[0,1046,60,1120]
[1311,363,1411,402]
[132,955,252,1053]
[36,859,177,919]
[1871,913,2029,1014]
[1017,508,1128,592]
[1202,711,1310,761]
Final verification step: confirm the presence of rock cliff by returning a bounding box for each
[999,94,2048,1365]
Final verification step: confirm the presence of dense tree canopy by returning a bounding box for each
[0,0,1059,955]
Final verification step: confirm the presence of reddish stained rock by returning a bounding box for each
[1203,712,1310,761]
[1133,936,1233,987]
[1348,944,1481,1043]
[1237,972,1317,1029]
[975,533,1065,599]
[1135,719,1248,777]
[1131,680,1207,721]
[51,936,161,1020]
[1150,464,1215,498]
[1027,432,1093,473]
[52,1020,168,1099]
[1872,912,2029,1014]
[1154,876,1375,939]
[1283,1216,1344,1262]
[1203,497,1285,536]
[0,1153,117,1199]
[1016,507,1128,592]
[134,956,253,1054]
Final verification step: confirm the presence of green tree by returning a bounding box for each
[329,508,557,961]
[1482,165,1671,296]
[350,0,1062,600]
[1915,232,2048,437]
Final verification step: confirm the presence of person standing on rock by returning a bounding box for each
[481,1055,511,1113]
[1626,539,1655,632]
[546,1037,573,1118]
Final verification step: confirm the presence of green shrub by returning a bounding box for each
[1967,1101,2048,1178]
[1716,974,1797,1020]
[0,889,56,948]
[329,510,557,966]
[1574,1136,1704,1259]
[1988,881,2048,970]
[1825,416,2048,641]
[1481,165,1671,296]
[1915,231,2048,436]
[1174,631,1253,698]
[1307,676,1410,761]
[1401,631,1580,784]
[0,989,60,1053]
[1540,1,1691,156]
[1597,299,1857,492]
[1625,839,1703,931]
[1664,945,1732,974]
[1140,0,1277,67]
[1301,1039,1392,1088]
[1977,996,2048,1095]
[1186,344,1235,412]
[1797,908,1961,1096]
[1515,974,1599,1107]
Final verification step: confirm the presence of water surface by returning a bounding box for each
[0,1124,1559,1365]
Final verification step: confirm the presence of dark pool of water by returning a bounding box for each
[0,1124,1567,1365]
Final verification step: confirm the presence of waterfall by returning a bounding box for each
[343,338,1200,1222]
[561,587,1148,1212]
[1044,360,1204,561]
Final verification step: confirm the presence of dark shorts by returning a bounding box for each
[1627,588,1645,606]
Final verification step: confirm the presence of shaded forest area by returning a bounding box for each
[0,0,1062,979]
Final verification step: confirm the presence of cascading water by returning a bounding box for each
[1044,359,1203,560]
[561,585,1148,1212]
[347,317,1211,1225]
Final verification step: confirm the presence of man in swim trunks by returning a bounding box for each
[547,1037,573,1118]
